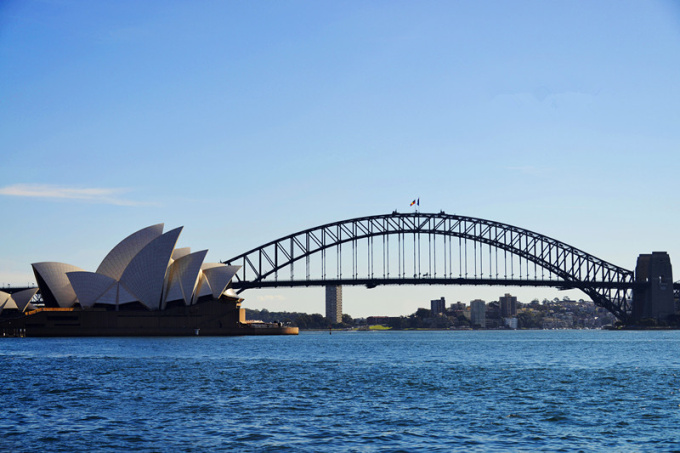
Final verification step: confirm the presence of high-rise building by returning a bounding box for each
[499,293,517,317]
[325,285,342,324]
[431,297,446,315]
[470,299,486,328]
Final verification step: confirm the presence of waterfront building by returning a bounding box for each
[499,293,517,317]
[431,297,446,315]
[326,285,342,324]
[30,224,240,311]
[1,224,298,336]
[470,299,486,328]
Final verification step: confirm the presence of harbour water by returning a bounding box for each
[2,330,680,451]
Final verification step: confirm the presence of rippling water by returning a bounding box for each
[2,330,680,451]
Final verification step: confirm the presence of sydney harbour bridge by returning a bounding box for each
[223,212,677,324]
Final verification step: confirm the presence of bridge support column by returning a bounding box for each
[325,286,342,324]
[633,252,674,322]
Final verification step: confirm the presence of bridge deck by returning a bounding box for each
[232,278,644,291]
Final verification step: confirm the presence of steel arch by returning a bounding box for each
[223,212,635,321]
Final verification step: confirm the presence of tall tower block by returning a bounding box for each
[325,285,342,324]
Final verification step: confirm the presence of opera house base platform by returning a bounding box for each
[0,299,298,337]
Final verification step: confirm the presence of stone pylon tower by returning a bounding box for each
[633,252,674,322]
[325,285,342,324]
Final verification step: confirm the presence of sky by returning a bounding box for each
[1,0,679,317]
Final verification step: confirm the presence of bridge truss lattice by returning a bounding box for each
[224,212,636,321]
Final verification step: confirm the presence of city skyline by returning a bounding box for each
[2,1,679,318]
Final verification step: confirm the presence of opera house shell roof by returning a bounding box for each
[30,224,241,311]
[0,288,39,315]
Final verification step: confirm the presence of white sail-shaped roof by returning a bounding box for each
[177,250,207,306]
[163,255,182,308]
[94,282,137,305]
[0,291,16,310]
[67,272,117,308]
[172,247,191,261]
[117,284,138,304]
[32,262,84,307]
[11,288,39,312]
[96,224,164,281]
[192,271,212,304]
[163,274,183,308]
[163,250,207,308]
[97,283,118,305]
[21,223,240,313]
[119,227,182,310]
[201,264,241,299]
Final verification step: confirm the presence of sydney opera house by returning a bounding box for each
[0,224,297,336]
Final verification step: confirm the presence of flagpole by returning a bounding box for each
[409,197,420,213]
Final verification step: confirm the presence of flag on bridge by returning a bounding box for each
[410,199,416,206]
[410,198,420,207]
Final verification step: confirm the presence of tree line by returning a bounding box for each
[245,308,353,329]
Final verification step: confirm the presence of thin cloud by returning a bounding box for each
[0,184,153,206]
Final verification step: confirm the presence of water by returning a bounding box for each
[2,330,680,452]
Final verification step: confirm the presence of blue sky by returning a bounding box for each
[2,0,679,317]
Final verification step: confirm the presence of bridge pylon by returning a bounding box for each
[325,285,342,324]
[632,252,674,322]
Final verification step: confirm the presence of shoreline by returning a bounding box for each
[305,326,680,332]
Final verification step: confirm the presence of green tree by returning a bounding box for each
[309,314,327,328]
[456,314,470,327]
[388,316,408,330]
[517,311,542,329]
[295,314,311,329]
[415,308,431,319]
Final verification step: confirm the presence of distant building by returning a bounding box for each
[486,301,500,320]
[450,301,466,311]
[325,285,342,324]
[504,318,518,329]
[470,299,486,327]
[499,293,517,317]
[367,316,390,325]
[431,297,446,315]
